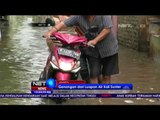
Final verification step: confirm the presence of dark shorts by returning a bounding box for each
[88,53,119,78]
[79,47,89,70]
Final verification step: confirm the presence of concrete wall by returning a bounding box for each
[117,16,149,52]
[148,16,160,64]
[117,16,140,50]
[150,35,160,64]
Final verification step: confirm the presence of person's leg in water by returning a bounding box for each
[98,74,103,83]
[88,56,101,84]
[102,76,111,84]
[79,48,90,83]
[101,53,119,84]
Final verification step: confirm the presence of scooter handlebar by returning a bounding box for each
[89,44,95,48]
[82,42,95,48]
[49,36,57,40]
[42,35,95,48]
[42,35,57,40]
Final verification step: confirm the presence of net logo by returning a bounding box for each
[31,78,56,94]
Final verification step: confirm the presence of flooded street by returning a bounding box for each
[0,16,160,105]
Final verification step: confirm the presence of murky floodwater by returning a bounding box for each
[0,16,160,105]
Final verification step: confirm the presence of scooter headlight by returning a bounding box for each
[74,61,80,68]
[71,61,81,73]
[50,56,58,69]
[59,61,72,71]
[52,56,57,64]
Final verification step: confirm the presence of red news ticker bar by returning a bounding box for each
[56,80,85,84]
[101,94,112,97]
[31,86,52,90]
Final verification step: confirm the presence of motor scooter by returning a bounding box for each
[40,26,98,104]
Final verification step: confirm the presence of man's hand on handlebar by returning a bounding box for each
[87,40,97,46]
[82,42,95,48]
[42,32,52,39]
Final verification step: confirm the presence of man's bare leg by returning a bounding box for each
[98,74,103,83]
[90,77,98,84]
[102,76,111,84]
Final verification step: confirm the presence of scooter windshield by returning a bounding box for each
[52,32,87,45]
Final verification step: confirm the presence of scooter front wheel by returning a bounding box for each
[39,71,46,81]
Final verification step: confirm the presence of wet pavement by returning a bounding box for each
[0,16,160,105]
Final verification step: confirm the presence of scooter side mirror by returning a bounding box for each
[45,18,55,26]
